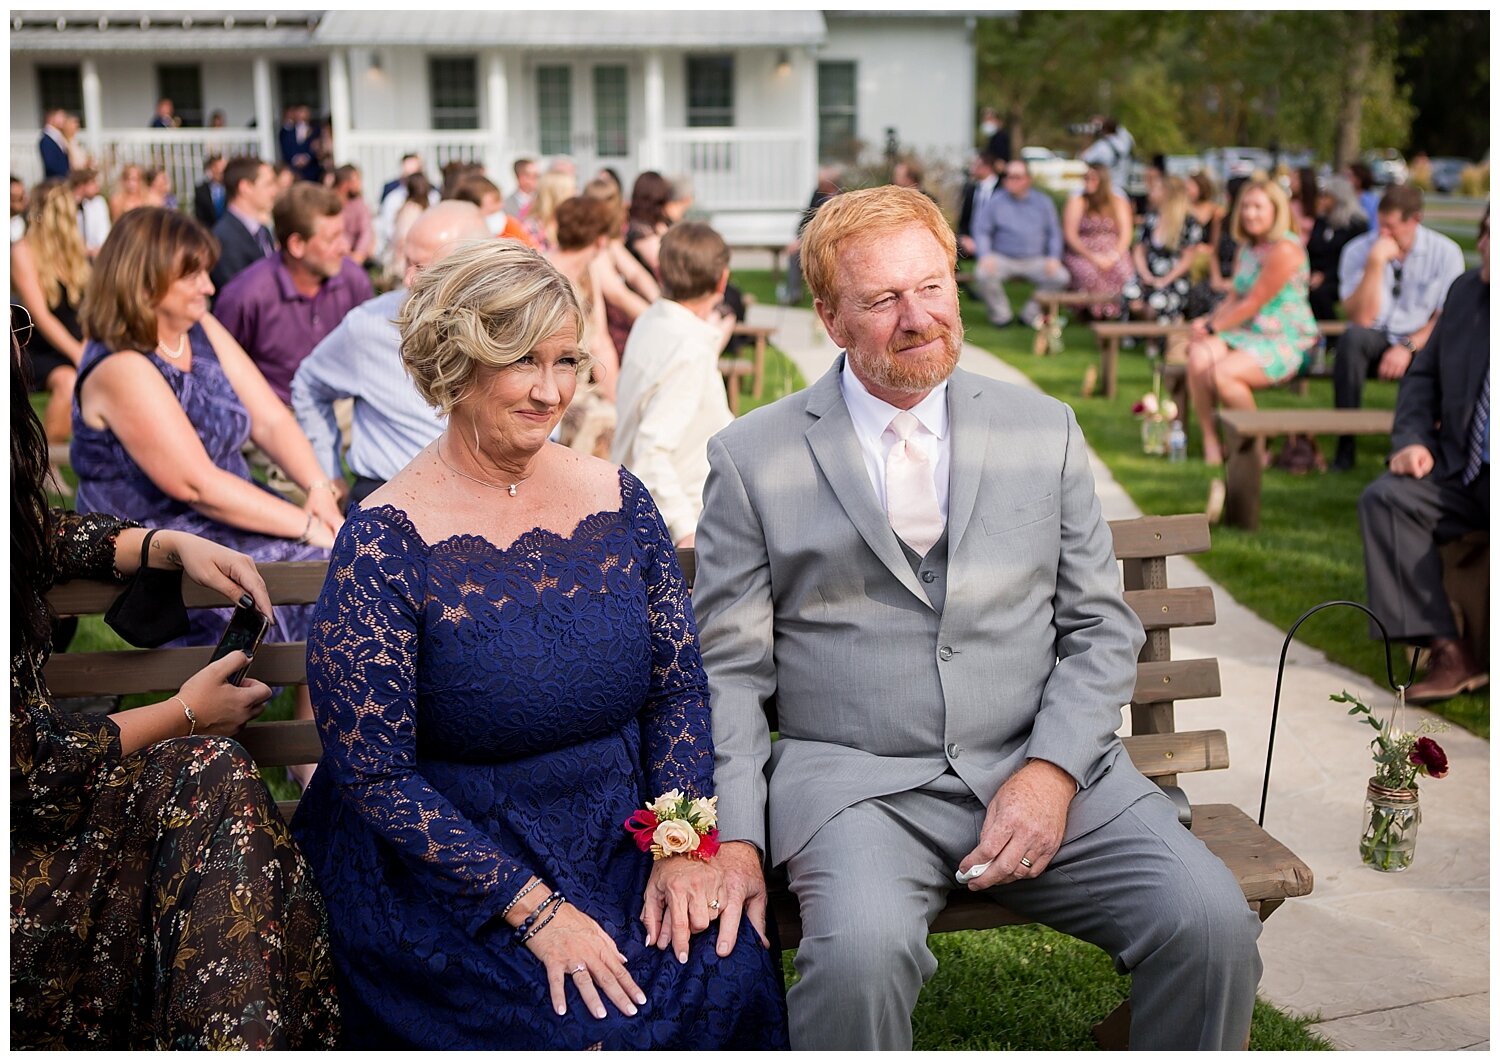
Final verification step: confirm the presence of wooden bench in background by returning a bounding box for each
[1216,408,1395,530]
[45,514,1312,1047]
[1092,319,1350,401]
[1033,291,1110,356]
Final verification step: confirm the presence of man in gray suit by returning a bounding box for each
[693,185,1260,1050]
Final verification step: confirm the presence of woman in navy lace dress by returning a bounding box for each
[291,241,788,1049]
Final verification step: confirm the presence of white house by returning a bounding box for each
[9,10,979,241]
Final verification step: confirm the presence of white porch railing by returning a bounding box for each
[12,130,261,204]
[656,129,810,212]
[338,130,500,201]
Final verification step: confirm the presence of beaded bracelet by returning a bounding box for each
[512,891,559,943]
[521,894,569,944]
[501,877,543,920]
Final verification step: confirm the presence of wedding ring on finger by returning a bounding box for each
[568,963,587,975]
[1018,856,1034,869]
[708,898,721,910]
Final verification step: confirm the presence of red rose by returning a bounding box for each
[696,829,720,860]
[1410,736,1449,779]
[624,809,659,852]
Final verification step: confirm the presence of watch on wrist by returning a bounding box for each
[1397,336,1416,352]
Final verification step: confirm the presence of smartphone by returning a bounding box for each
[209,593,269,686]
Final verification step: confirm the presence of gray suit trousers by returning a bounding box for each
[785,782,1262,1050]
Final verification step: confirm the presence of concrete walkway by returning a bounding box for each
[741,301,1490,1051]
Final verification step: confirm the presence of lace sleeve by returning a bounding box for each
[307,511,539,936]
[627,472,715,800]
[48,510,137,586]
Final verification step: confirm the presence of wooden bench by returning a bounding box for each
[1033,291,1109,356]
[1216,408,1395,530]
[1092,319,1350,401]
[45,512,1311,1045]
[730,322,775,401]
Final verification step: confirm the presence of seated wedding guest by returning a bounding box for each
[381,172,437,284]
[583,174,661,353]
[1306,174,1367,321]
[522,169,575,254]
[108,163,150,220]
[547,197,623,457]
[215,181,373,404]
[11,176,28,242]
[504,155,539,219]
[612,222,736,548]
[144,166,177,211]
[332,164,375,265]
[12,180,88,445]
[289,239,788,1049]
[69,207,342,784]
[625,170,673,274]
[1288,166,1318,244]
[193,153,228,228]
[1185,178,1317,510]
[972,158,1069,328]
[450,174,536,245]
[291,201,491,506]
[11,350,340,1049]
[210,156,279,293]
[1122,175,1205,323]
[1062,162,1135,319]
[71,168,111,256]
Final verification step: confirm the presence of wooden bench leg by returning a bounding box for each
[1102,338,1120,400]
[751,335,767,400]
[1092,999,1131,1050]
[1222,426,1264,530]
[1033,312,1051,356]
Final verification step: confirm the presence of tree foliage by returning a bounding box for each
[975,11,1421,163]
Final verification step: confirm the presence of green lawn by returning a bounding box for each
[732,269,1488,739]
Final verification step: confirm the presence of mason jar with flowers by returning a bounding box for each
[1333,690,1450,872]
[1132,381,1180,457]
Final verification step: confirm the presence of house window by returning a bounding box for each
[686,55,733,128]
[818,61,858,163]
[429,57,480,130]
[156,64,204,127]
[537,65,573,156]
[277,63,324,118]
[593,65,629,158]
[36,65,82,122]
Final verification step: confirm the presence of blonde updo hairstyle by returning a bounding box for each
[397,239,591,416]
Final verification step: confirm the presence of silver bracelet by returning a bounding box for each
[170,695,197,736]
[296,512,315,544]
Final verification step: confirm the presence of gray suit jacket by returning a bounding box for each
[694,358,1157,867]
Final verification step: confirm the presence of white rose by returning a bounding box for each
[649,789,684,818]
[689,796,718,830]
[653,819,701,857]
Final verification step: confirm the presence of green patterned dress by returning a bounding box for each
[1220,235,1318,382]
[10,511,340,1049]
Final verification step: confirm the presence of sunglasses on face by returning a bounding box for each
[1390,259,1403,301]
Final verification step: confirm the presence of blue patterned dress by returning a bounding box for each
[70,323,326,647]
[290,468,788,1049]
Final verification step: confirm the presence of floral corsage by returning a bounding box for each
[624,789,720,861]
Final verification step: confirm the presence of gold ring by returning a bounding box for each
[1019,856,1034,869]
[708,898,722,910]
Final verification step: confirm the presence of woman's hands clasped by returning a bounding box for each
[526,903,647,1020]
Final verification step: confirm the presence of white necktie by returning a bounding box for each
[885,411,944,556]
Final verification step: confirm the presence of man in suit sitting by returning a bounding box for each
[210,156,279,294]
[1358,210,1489,703]
[193,154,228,229]
[956,152,998,262]
[693,185,1260,1050]
[38,109,71,180]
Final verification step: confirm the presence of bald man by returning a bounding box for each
[291,200,494,505]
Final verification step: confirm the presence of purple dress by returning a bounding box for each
[70,322,326,647]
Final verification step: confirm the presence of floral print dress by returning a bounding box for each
[10,510,340,1049]
[1219,236,1319,382]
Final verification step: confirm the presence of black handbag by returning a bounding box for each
[104,529,190,647]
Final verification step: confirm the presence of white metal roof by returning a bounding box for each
[313,10,827,48]
[10,10,323,52]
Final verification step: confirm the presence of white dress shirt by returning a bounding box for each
[611,299,734,543]
[1337,224,1466,342]
[290,288,446,483]
[839,362,951,523]
[77,196,111,253]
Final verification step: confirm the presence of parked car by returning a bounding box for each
[1362,149,1409,186]
[1163,154,1204,179]
[1429,157,1471,195]
[1203,146,1274,185]
[1019,145,1087,195]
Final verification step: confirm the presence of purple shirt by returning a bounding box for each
[213,254,373,403]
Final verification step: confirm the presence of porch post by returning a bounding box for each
[484,50,509,178]
[642,49,665,171]
[328,49,352,166]
[801,45,818,186]
[252,57,276,161]
[80,58,103,157]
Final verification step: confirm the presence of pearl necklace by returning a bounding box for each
[437,441,533,497]
[157,332,186,360]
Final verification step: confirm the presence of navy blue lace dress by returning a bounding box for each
[291,468,787,1049]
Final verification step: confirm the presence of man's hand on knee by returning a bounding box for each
[1390,443,1434,479]
[712,840,771,957]
[959,759,1076,890]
